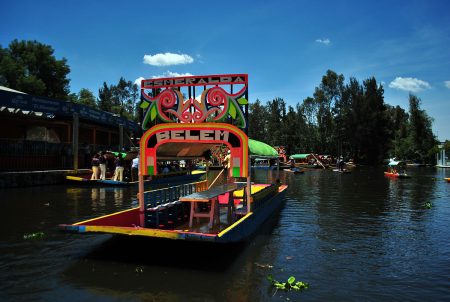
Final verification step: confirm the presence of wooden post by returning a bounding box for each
[246,155,251,213]
[72,112,79,171]
[119,124,124,152]
[138,168,145,227]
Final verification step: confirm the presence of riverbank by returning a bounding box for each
[0,169,91,188]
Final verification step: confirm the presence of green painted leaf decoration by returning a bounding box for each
[150,105,157,121]
[237,97,248,105]
[229,102,237,119]
[140,100,150,109]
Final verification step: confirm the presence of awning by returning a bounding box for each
[249,139,278,158]
[289,153,313,159]
[388,160,406,166]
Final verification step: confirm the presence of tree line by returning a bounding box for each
[0,40,140,122]
[0,40,442,164]
[249,70,438,164]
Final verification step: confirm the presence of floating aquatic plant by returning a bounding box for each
[23,232,45,240]
[425,202,432,209]
[267,274,309,293]
[135,266,144,273]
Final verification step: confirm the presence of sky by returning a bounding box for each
[1,0,449,140]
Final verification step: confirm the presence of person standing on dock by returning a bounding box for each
[113,154,124,181]
[131,155,139,182]
[90,154,100,180]
[99,152,107,180]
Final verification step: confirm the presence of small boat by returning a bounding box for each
[384,171,410,178]
[59,73,288,244]
[385,161,410,178]
[445,178,450,183]
[332,169,351,174]
[284,168,304,174]
[66,170,206,187]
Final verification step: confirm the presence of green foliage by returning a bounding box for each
[0,40,70,99]
[248,70,437,165]
[98,78,140,121]
[23,232,45,240]
[70,88,97,108]
[248,99,268,142]
[267,274,309,292]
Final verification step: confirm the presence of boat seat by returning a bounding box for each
[145,205,167,228]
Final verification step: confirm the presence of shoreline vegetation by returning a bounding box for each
[0,40,443,165]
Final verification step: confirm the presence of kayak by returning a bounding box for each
[384,172,410,178]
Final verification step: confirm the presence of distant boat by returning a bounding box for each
[283,168,304,174]
[332,169,351,174]
[445,178,450,183]
[385,160,410,178]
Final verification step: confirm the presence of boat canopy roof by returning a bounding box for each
[249,139,278,158]
[388,160,406,166]
[290,153,313,159]
[155,142,219,159]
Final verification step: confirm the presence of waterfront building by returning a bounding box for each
[0,87,140,171]
[436,142,450,168]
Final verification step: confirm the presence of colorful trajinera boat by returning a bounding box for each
[59,74,288,243]
[384,160,410,178]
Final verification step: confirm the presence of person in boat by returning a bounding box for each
[90,153,100,180]
[338,157,345,171]
[289,159,298,171]
[223,150,231,170]
[162,164,170,174]
[113,154,124,182]
[131,155,139,182]
[222,150,232,183]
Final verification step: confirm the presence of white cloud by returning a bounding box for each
[134,77,144,86]
[143,52,194,66]
[315,38,331,45]
[388,77,431,92]
[151,71,193,78]
[444,81,450,89]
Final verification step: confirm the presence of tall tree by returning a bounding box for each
[313,70,344,154]
[407,94,437,163]
[248,99,268,142]
[265,98,286,146]
[0,40,70,99]
[98,82,113,112]
[76,88,97,108]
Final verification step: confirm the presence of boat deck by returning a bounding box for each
[60,183,286,242]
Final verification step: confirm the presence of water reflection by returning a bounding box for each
[1,167,450,301]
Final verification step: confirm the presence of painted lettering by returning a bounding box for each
[171,130,184,140]
[215,130,229,141]
[200,130,214,140]
[156,131,170,142]
[186,130,199,140]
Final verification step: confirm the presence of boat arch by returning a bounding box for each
[139,122,249,177]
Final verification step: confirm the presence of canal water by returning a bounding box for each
[0,167,449,301]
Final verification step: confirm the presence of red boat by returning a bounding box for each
[385,160,410,178]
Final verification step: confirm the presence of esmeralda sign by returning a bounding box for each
[141,74,248,89]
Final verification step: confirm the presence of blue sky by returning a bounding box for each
[1,0,449,140]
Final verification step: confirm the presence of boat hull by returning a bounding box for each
[283,168,304,174]
[59,185,287,244]
[384,172,410,178]
[66,172,205,187]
